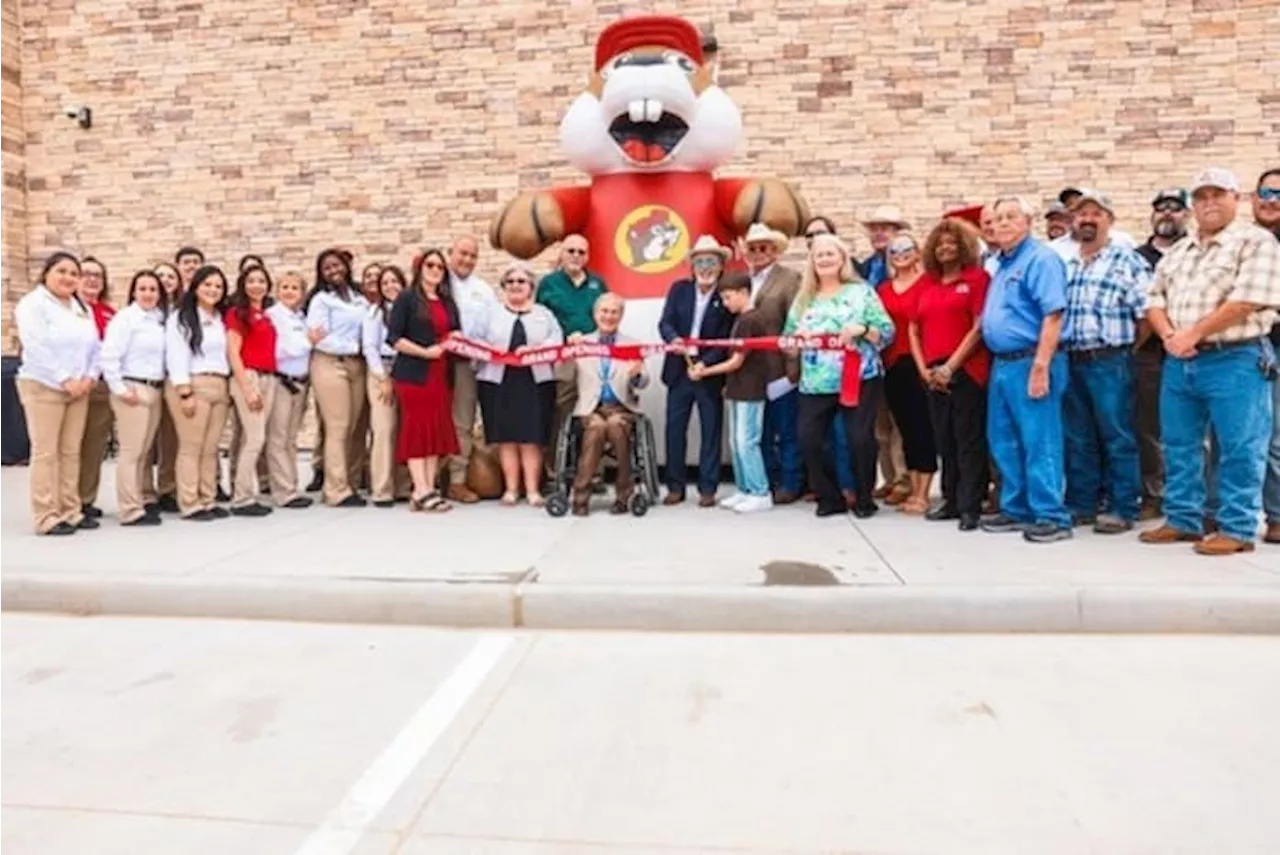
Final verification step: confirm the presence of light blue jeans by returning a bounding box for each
[1264,376,1280,525]
[729,400,769,497]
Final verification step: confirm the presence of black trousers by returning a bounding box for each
[927,368,988,515]
[798,379,882,512]
[1134,344,1164,505]
[883,358,937,473]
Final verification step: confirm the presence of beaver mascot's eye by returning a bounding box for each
[600,52,633,78]
[662,51,695,73]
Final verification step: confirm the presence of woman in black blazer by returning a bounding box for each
[386,248,461,512]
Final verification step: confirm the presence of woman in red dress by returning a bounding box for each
[386,248,461,512]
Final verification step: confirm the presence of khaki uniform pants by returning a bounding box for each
[17,379,89,533]
[449,360,479,485]
[78,379,113,506]
[109,383,163,523]
[266,376,309,505]
[229,371,275,507]
[367,372,411,501]
[165,375,230,515]
[310,352,367,505]
[144,407,179,503]
[875,399,909,491]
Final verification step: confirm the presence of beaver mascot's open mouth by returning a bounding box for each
[608,106,689,165]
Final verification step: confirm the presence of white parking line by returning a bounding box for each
[292,634,515,855]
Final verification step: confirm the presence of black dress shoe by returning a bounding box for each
[45,521,77,536]
[852,503,879,519]
[958,512,980,531]
[283,496,314,509]
[82,503,103,519]
[208,506,230,519]
[76,516,100,530]
[925,504,959,521]
[373,499,395,508]
[216,485,231,503]
[336,494,368,508]
[122,514,162,527]
[184,509,215,521]
[305,471,324,492]
[609,499,628,515]
[815,502,846,518]
[143,502,161,516]
[230,503,273,518]
[157,494,180,513]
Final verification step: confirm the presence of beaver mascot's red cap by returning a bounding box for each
[595,15,704,71]
[943,205,984,227]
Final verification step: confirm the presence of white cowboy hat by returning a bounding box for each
[862,204,910,229]
[742,222,790,250]
[688,234,732,261]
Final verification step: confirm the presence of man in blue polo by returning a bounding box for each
[980,196,1073,543]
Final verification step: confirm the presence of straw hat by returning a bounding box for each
[862,205,909,229]
[688,234,732,261]
[742,222,789,250]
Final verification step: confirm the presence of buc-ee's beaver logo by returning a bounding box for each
[614,204,690,274]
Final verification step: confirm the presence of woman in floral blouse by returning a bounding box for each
[784,233,895,518]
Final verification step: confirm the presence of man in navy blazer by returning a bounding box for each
[658,236,737,506]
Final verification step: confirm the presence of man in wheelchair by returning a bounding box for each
[567,293,650,515]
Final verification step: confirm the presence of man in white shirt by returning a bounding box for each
[446,236,500,503]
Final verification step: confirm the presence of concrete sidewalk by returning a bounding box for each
[3,464,1279,633]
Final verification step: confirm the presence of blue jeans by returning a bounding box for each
[1161,344,1273,542]
[1064,351,1141,521]
[665,376,724,496]
[729,400,769,497]
[987,352,1070,527]
[1264,376,1280,524]
[764,389,801,494]
[829,417,855,492]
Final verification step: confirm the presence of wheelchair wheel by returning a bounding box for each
[546,492,569,518]
[629,491,650,517]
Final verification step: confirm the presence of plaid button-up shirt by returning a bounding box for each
[1147,222,1280,343]
[1063,241,1151,350]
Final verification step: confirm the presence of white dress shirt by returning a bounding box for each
[362,305,397,379]
[266,302,312,378]
[99,303,166,395]
[14,286,100,390]
[749,264,774,308]
[451,272,501,340]
[166,307,229,385]
[306,290,369,356]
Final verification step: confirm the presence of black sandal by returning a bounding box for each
[421,491,452,513]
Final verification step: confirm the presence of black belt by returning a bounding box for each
[1067,344,1130,364]
[274,372,309,395]
[320,351,361,360]
[123,376,164,389]
[992,346,1039,362]
[1196,336,1262,353]
[192,371,228,378]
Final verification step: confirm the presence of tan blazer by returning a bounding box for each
[751,264,802,381]
[573,331,650,416]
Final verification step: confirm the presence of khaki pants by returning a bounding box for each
[351,390,371,491]
[266,375,309,505]
[78,379,113,507]
[229,371,275,507]
[227,407,267,489]
[548,361,578,467]
[875,399,909,491]
[449,360,479,485]
[165,375,230,515]
[366,372,411,501]
[310,352,367,505]
[144,407,179,503]
[574,405,634,505]
[109,383,163,523]
[17,379,89,533]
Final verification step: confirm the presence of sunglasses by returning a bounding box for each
[504,277,532,286]
[1154,201,1186,214]
[745,243,774,252]
[422,261,445,271]
[888,245,916,256]
[1258,187,1280,203]
[691,256,722,267]
[563,248,587,256]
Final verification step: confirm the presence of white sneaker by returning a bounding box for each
[718,492,748,510]
[734,494,774,514]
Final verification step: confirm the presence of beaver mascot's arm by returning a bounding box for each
[489,187,592,258]
[715,177,811,237]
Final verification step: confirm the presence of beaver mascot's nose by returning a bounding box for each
[611,54,667,68]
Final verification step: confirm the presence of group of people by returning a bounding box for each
[12,165,1280,556]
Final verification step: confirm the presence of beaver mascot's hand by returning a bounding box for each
[488,191,567,259]
[731,178,811,238]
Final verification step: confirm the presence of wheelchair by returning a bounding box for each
[545,411,661,517]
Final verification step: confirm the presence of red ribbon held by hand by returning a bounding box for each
[438,333,857,368]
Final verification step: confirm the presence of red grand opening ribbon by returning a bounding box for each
[439,333,861,368]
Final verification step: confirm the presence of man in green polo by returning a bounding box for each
[536,234,609,470]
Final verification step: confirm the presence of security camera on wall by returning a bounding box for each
[62,105,91,129]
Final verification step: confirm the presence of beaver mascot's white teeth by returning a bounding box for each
[643,99,664,123]
[628,100,646,123]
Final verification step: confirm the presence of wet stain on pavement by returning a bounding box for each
[759,561,840,586]
[22,667,63,685]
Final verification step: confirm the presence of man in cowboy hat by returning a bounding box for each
[858,205,909,288]
[658,235,738,505]
[742,222,804,503]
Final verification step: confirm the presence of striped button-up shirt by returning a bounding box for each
[1063,241,1151,351]
[1147,222,1280,343]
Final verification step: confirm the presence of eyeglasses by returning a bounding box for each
[82,270,103,279]
[691,256,721,268]
[1258,187,1280,203]
[1154,201,1186,214]
[745,243,774,253]
[504,277,532,286]
[563,248,587,256]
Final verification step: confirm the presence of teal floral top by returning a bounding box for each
[783,282,895,395]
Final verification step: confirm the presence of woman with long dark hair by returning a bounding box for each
[363,264,412,507]
[386,249,461,511]
[306,248,371,507]
[14,252,100,535]
[100,270,168,526]
[164,265,231,520]
[76,256,117,519]
[225,264,277,516]
[264,269,319,509]
[144,261,183,513]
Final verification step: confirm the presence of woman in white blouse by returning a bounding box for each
[362,265,412,507]
[142,261,184,513]
[264,270,320,509]
[306,248,371,508]
[100,270,168,526]
[164,265,231,521]
[14,252,102,535]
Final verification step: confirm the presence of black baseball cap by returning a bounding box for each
[1152,188,1189,209]
[1057,187,1083,205]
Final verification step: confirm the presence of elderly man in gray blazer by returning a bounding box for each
[568,293,650,515]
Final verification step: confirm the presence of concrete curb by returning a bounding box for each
[4,574,1279,634]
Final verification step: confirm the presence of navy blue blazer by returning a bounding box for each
[658,279,736,388]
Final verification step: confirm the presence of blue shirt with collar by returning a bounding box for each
[981,235,1070,355]
[598,332,620,405]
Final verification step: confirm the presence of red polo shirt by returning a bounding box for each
[225,306,278,373]
[914,266,991,387]
[877,276,924,368]
[91,302,115,339]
